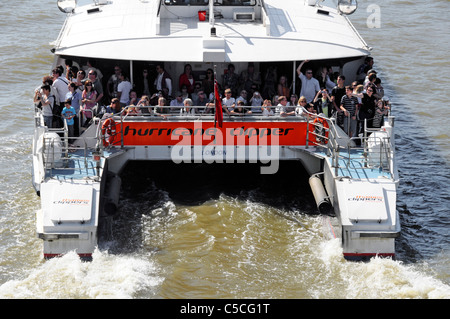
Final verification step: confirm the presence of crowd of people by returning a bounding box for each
[34,57,390,144]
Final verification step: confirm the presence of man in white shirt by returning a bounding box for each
[297,60,320,103]
[51,67,70,127]
[52,68,69,106]
[117,73,132,107]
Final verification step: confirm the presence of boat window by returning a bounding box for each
[164,0,256,6]
[164,0,209,5]
[217,0,256,5]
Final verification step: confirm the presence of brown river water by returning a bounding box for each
[0,0,448,301]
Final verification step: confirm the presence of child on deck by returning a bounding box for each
[61,98,76,144]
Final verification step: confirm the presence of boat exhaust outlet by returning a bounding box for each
[309,174,333,214]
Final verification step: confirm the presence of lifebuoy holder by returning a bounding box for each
[101,118,116,147]
[310,117,329,144]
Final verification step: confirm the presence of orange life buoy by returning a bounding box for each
[101,118,116,147]
[312,117,329,144]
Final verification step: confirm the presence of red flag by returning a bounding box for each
[214,80,223,128]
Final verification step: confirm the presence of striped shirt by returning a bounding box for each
[340,95,358,116]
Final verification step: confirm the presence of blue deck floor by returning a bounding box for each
[49,149,98,180]
[312,148,390,180]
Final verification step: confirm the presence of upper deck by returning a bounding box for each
[53,0,370,62]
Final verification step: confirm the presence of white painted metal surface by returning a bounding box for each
[53,0,370,62]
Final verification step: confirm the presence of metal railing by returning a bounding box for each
[305,111,395,180]
[35,107,101,179]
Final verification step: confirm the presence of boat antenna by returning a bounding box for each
[209,0,216,36]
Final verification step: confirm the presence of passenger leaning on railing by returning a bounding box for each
[105,98,122,114]
[277,96,296,117]
[136,95,150,114]
[262,99,274,116]
[340,85,359,138]
[372,98,390,128]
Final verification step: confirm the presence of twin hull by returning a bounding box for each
[35,119,399,260]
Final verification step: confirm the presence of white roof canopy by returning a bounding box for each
[54,0,370,62]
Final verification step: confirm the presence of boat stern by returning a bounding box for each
[36,180,101,260]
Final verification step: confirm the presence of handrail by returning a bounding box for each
[304,110,395,180]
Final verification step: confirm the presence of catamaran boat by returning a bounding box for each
[32,0,400,261]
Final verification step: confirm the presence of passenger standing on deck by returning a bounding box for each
[331,75,346,129]
[66,66,79,83]
[262,99,274,116]
[374,77,384,99]
[82,59,103,82]
[136,95,151,114]
[88,70,104,105]
[66,82,81,137]
[202,68,215,97]
[288,94,298,108]
[61,99,76,144]
[37,85,55,128]
[239,62,261,96]
[249,91,263,113]
[340,86,359,137]
[356,85,377,135]
[170,91,185,110]
[372,99,389,128]
[295,96,311,118]
[277,75,290,98]
[317,66,336,93]
[34,75,54,109]
[117,72,132,108]
[74,70,86,92]
[236,90,248,106]
[222,64,239,97]
[261,66,277,100]
[313,89,332,117]
[81,80,97,126]
[278,96,295,117]
[64,59,80,79]
[154,64,172,97]
[296,60,320,103]
[129,90,138,106]
[356,57,374,83]
[363,72,377,92]
[135,68,151,98]
[179,64,195,94]
[52,67,70,128]
[105,98,122,114]
[196,90,208,110]
[180,98,196,115]
[107,65,122,101]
